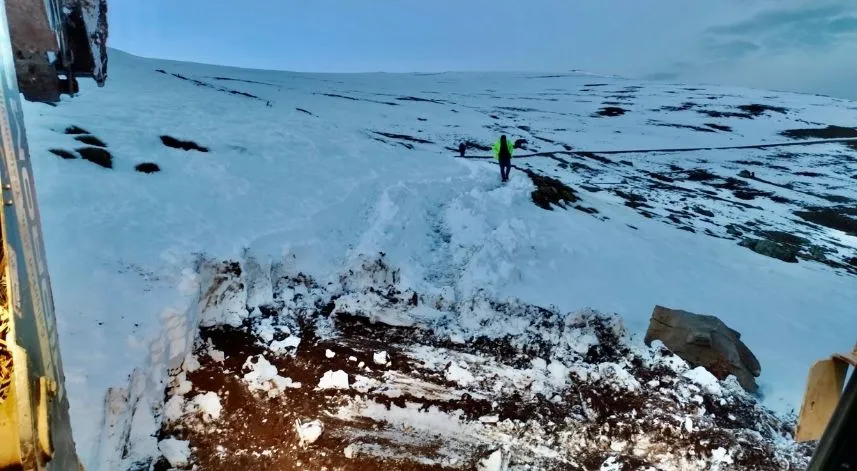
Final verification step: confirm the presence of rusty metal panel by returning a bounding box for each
[6,0,58,52]
[0,1,81,469]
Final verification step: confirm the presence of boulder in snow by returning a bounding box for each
[644,305,761,392]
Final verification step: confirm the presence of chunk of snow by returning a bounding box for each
[479,415,500,423]
[208,348,225,363]
[255,317,276,343]
[318,370,350,390]
[344,443,356,459]
[478,449,505,471]
[295,419,324,446]
[158,438,191,468]
[445,362,476,386]
[358,361,365,368]
[600,456,621,471]
[373,351,389,365]
[325,349,336,358]
[684,417,694,433]
[269,335,301,355]
[683,366,723,395]
[547,361,570,386]
[171,372,192,396]
[243,355,301,396]
[531,358,548,370]
[191,392,222,422]
[710,447,735,468]
[183,354,200,373]
[348,356,357,362]
[163,395,186,422]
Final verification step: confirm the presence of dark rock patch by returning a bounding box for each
[517,125,531,132]
[160,70,263,100]
[77,147,113,169]
[794,171,824,177]
[524,171,579,210]
[295,108,314,116]
[577,152,612,165]
[705,123,733,132]
[645,306,762,392]
[574,205,599,214]
[614,190,649,209]
[396,96,443,104]
[64,125,89,135]
[780,126,857,140]
[660,102,697,112]
[417,117,427,122]
[693,206,714,217]
[795,208,857,236]
[49,149,77,160]
[584,83,608,87]
[533,135,556,144]
[697,110,754,119]
[740,238,799,263]
[161,135,209,152]
[646,172,674,183]
[769,195,792,204]
[595,106,627,117]
[685,169,718,181]
[373,132,433,145]
[649,121,715,133]
[135,162,161,174]
[74,135,107,147]
[319,93,398,106]
[737,104,788,116]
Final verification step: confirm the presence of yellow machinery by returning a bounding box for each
[1,0,107,469]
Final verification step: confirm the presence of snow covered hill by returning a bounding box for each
[20,49,857,469]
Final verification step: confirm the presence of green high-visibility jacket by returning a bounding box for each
[492,139,515,161]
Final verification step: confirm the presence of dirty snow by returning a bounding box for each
[17,49,857,469]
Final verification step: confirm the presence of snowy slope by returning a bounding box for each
[20,49,857,469]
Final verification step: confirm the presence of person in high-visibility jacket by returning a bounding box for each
[492,135,514,182]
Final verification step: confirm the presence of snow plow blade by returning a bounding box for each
[796,346,857,442]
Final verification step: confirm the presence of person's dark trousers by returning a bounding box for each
[499,157,511,181]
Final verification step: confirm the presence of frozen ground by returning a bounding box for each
[20,49,857,469]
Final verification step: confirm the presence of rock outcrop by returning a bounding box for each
[644,305,761,393]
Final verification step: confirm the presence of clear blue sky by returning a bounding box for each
[110,0,857,99]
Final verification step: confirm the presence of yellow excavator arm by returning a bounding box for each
[1,0,108,469]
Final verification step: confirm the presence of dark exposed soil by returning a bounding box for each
[794,208,857,236]
[524,170,579,210]
[372,132,433,145]
[595,106,627,117]
[76,147,113,169]
[135,163,161,174]
[49,149,77,160]
[161,135,209,152]
[705,123,733,132]
[780,126,857,140]
[64,125,89,135]
[74,135,107,147]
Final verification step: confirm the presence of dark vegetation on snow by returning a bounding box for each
[780,125,857,140]
[371,132,434,150]
[595,106,627,117]
[523,170,579,210]
[77,147,113,169]
[63,125,89,135]
[156,69,263,101]
[160,135,209,153]
[317,93,399,106]
[396,96,444,104]
[135,163,161,174]
[74,135,107,147]
[794,208,857,236]
[49,149,77,160]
